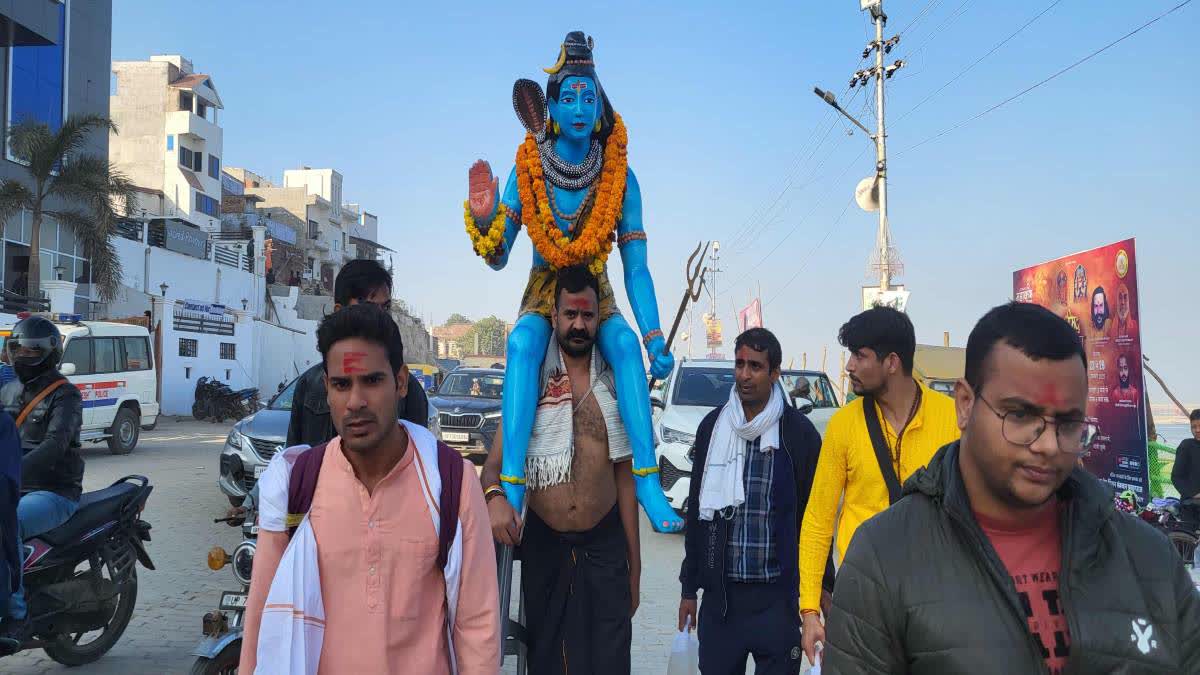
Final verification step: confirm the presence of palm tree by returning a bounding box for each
[0,114,136,303]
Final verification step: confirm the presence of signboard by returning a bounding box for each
[163,220,208,259]
[180,300,227,318]
[738,298,763,332]
[702,312,722,349]
[1013,238,1148,499]
[862,285,910,312]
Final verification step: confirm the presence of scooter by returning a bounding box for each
[3,475,155,666]
[190,508,256,674]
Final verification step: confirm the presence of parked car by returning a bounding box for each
[217,373,442,506]
[1,314,160,454]
[651,359,841,516]
[428,368,503,460]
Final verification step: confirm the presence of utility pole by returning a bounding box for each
[706,242,722,358]
[814,0,904,295]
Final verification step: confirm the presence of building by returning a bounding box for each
[432,322,474,359]
[110,54,225,232]
[0,0,113,314]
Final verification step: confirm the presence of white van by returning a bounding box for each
[2,315,160,454]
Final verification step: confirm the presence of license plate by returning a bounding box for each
[220,592,247,609]
[253,464,266,478]
[443,432,471,443]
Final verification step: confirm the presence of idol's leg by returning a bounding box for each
[500,313,553,514]
[598,315,685,533]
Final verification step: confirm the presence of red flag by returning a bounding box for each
[739,299,763,331]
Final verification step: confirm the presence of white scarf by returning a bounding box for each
[697,384,784,521]
[254,420,465,674]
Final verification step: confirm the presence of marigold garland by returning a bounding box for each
[463,201,508,261]
[515,114,628,272]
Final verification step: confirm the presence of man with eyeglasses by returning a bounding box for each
[824,302,1200,674]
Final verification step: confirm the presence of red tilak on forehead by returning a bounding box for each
[569,81,588,93]
[342,352,367,374]
[566,298,593,311]
[1036,381,1064,409]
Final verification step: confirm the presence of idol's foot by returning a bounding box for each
[635,473,685,533]
[502,481,526,517]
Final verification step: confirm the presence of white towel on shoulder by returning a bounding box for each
[697,384,784,521]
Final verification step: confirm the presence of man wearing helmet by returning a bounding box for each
[0,316,83,645]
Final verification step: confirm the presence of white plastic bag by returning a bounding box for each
[809,644,823,675]
[667,617,700,675]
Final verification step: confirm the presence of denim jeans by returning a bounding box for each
[7,491,78,620]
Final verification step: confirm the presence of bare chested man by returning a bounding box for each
[482,265,640,675]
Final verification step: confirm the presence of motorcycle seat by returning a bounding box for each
[37,482,140,547]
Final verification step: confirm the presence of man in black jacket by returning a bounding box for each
[1170,409,1200,501]
[286,260,428,447]
[678,328,828,674]
[826,302,1200,674]
[0,316,83,644]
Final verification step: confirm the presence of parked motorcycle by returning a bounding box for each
[4,475,154,666]
[193,377,260,423]
[190,508,257,674]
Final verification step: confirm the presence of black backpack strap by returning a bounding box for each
[862,396,903,505]
[435,441,464,570]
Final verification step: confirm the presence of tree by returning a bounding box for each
[0,115,135,301]
[457,316,507,356]
[445,313,472,326]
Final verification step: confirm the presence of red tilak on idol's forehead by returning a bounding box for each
[569,80,588,93]
[342,352,367,375]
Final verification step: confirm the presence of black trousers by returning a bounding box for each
[698,581,803,675]
[520,505,632,675]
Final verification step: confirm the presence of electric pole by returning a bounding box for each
[814,0,904,295]
[706,241,722,358]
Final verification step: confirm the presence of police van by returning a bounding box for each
[2,313,160,454]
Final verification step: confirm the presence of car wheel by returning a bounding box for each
[107,407,140,455]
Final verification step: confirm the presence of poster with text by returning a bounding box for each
[1013,238,1147,498]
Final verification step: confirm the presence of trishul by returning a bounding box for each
[648,241,709,391]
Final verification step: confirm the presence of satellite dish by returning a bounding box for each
[855,176,880,212]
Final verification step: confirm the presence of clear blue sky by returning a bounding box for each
[113,0,1199,404]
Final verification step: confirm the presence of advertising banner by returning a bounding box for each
[862,285,910,312]
[738,298,763,332]
[1013,238,1147,498]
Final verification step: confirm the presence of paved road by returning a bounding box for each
[1,418,736,674]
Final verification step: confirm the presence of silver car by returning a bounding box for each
[217,376,442,505]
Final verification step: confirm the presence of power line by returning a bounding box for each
[897,0,975,64]
[764,195,857,308]
[894,0,1066,125]
[896,0,943,36]
[899,0,1194,155]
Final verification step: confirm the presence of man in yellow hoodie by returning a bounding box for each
[799,307,960,666]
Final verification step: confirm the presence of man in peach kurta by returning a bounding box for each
[241,304,500,673]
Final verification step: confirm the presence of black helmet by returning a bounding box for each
[8,315,63,382]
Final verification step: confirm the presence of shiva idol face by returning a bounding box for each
[548,76,600,143]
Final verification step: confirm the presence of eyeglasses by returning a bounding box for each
[975,394,1098,456]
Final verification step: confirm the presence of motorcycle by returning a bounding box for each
[192,377,260,423]
[190,507,257,674]
[5,475,154,666]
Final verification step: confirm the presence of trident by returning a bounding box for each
[648,241,709,391]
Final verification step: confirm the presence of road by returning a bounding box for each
[1,419,723,674]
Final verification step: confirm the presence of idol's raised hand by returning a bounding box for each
[468,159,498,221]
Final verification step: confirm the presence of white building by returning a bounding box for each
[110,55,225,232]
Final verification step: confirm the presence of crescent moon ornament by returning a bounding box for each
[543,44,567,74]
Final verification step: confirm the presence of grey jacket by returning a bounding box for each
[826,441,1200,674]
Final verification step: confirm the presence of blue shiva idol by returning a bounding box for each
[464,31,683,532]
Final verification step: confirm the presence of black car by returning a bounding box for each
[429,368,503,460]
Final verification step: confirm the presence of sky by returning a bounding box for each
[112,0,1199,403]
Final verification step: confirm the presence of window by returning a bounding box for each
[62,337,92,375]
[196,193,219,217]
[167,135,174,151]
[672,368,737,407]
[193,150,202,172]
[179,338,198,357]
[123,337,152,371]
[208,155,220,180]
[179,91,193,113]
[269,377,298,411]
[308,220,319,239]
[219,342,236,360]
[93,338,119,374]
[179,146,193,169]
[8,1,66,138]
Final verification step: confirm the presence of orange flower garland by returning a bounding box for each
[515,114,627,273]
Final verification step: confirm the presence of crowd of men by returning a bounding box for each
[0,257,1196,673]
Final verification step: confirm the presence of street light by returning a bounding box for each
[812,87,873,138]
[53,264,66,281]
[241,298,248,311]
[159,282,168,297]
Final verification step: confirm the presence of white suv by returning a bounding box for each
[651,359,841,516]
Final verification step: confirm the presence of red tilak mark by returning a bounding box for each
[569,81,588,93]
[566,298,593,311]
[342,352,367,374]
[1036,382,1064,409]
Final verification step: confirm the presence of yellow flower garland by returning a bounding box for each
[463,201,508,260]
[515,114,628,273]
